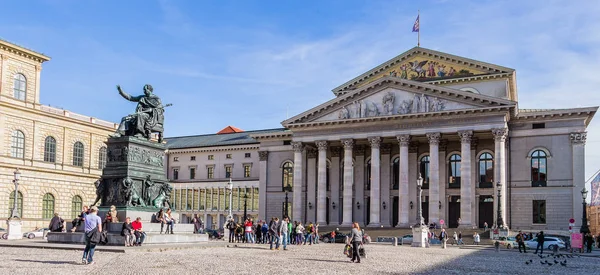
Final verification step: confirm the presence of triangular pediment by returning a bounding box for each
[333,47,514,96]
[283,77,515,127]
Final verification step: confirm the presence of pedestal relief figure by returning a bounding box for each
[122,177,145,207]
[412,94,420,113]
[338,106,350,119]
[91,179,104,206]
[382,92,395,115]
[420,94,429,112]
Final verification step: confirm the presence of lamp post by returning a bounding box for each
[496,182,504,229]
[226,178,233,220]
[416,174,424,226]
[11,168,21,219]
[243,193,248,222]
[284,192,289,218]
[581,187,590,234]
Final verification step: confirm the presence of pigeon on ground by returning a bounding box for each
[560,261,567,267]
[547,263,553,266]
[538,254,543,258]
[525,261,530,265]
[554,260,558,264]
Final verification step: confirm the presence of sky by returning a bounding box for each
[2,0,600,187]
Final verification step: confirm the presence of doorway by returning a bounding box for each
[365,197,370,225]
[392,196,399,227]
[448,196,460,228]
[422,196,429,225]
[479,196,494,228]
[326,197,330,224]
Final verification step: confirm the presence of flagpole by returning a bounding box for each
[417,10,420,47]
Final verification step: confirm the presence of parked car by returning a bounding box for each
[23,228,48,239]
[320,231,349,243]
[525,237,565,250]
[1,227,7,240]
[400,234,413,244]
[499,237,519,249]
[204,228,223,240]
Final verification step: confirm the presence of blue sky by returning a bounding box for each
[2,0,600,181]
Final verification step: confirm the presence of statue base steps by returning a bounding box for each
[47,232,208,245]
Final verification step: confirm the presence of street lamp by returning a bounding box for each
[284,192,289,218]
[416,174,424,226]
[496,182,504,229]
[226,178,233,220]
[243,193,248,222]
[581,187,590,234]
[11,168,21,219]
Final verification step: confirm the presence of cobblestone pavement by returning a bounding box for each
[0,243,599,275]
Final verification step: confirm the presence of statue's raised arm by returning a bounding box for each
[111,84,166,142]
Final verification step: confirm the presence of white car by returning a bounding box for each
[525,237,565,250]
[23,228,48,239]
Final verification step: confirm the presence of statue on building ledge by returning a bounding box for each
[111,84,166,143]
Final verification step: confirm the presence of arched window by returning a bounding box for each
[42,193,55,219]
[478,153,494,188]
[365,159,371,190]
[73,142,84,167]
[420,155,430,189]
[282,161,293,191]
[11,130,25,158]
[13,73,27,100]
[448,154,461,188]
[392,157,399,190]
[8,191,23,218]
[531,150,547,187]
[44,136,57,162]
[98,146,107,169]
[71,195,83,219]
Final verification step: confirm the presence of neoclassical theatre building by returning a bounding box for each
[250,47,596,231]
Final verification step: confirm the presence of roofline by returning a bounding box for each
[332,46,514,94]
[164,128,288,140]
[515,107,598,127]
[0,38,51,62]
[166,142,260,151]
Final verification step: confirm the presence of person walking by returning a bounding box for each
[349,222,363,263]
[473,232,480,245]
[483,222,488,232]
[226,218,237,243]
[81,206,102,265]
[296,222,304,245]
[439,229,448,249]
[280,217,289,250]
[269,217,279,250]
[586,233,594,253]
[452,232,458,245]
[457,232,464,245]
[534,231,545,254]
[516,231,527,253]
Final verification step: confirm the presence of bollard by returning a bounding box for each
[393,237,398,246]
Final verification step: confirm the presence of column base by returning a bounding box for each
[395,223,410,228]
[367,223,381,228]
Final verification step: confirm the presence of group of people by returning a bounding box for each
[225,217,322,248]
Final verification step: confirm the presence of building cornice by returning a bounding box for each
[166,145,260,155]
[0,39,51,63]
[515,107,598,126]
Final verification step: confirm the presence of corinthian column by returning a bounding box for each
[341,139,354,226]
[458,130,473,228]
[492,128,508,227]
[571,132,587,232]
[397,134,410,227]
[258,151,268,220]
[316,140,328,225]
[368,137,381,227]
[426,133,441,225]
[291,142,304,222]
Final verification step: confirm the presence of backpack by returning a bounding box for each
[262,223,268,233]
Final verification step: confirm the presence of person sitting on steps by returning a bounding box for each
[163,208,175,234]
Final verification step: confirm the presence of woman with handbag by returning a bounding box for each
[349,222,363,263]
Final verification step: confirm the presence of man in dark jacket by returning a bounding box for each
[226,219,237,243]
[534,231,545,254]
[48,213,64,232]
[269,217,279,250]
[516,231,527,253]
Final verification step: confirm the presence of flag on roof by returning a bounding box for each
[591,172,600,206]
[412,15,420,32]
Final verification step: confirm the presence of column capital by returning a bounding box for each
[307,148,318,158]
[341,139,354,150]
[458,130,473,143]
[381,143,392,155]
[258,151,269,161]
[368,137,382,149]
[396,134,411,147]
[291,141,304,152]
[426,133,441,145]
[492,128,508,142]
[315,140,328,151]
[570,132,587,145]
[355,145,366,156]
[330,146,342,157]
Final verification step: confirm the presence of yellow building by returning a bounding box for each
[0,39,116,230]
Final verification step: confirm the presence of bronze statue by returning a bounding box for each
[91,179,104,206]
[112,84,165,142]
[143,175,156,206]
[122,177,145,207]
[152,183,173,209]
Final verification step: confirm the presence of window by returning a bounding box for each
[11,130,25,158]
[190,156,196,161]
[44,136,56,162]
[225,166,232,178]
[282,161,293,191]
[532,123,545,129]
[392,157,399,190]
[13,73,26,100]
[42,193,55,219]
[226,154,232,159]
[478,153,494,188]
[190,167,196,179]
[207,166,214,179]
[98,146,107,169]
[8,191,23,218]
[420,155,430,189]
[208,155,214,160]
[73,142,84,166]
[71,195,82,219]
[173,168,179,180]
[448,154,461,188]
[533,200,546,224]
[531,150,547,187]
[174,157,179,162]
[365,159,371,190]
[245,153,251,158]
[283,140,291,145]
[244,165,251,178]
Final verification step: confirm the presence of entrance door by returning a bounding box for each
[448,196,460,228]
[479,196,494,228]
[365,197,370,225]
[422,196,429,225]
[392,196,399,227]
[326,197,330,224]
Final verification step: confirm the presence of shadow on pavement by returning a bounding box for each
[14,259,81,265]
[301,258,352,263]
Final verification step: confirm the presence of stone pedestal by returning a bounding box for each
[6,219,23,240]
[411,225,429,248]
